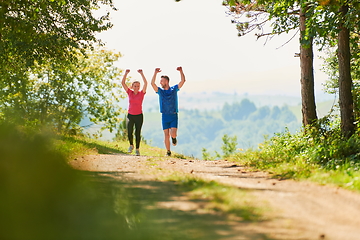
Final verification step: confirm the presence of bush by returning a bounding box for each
[221,134,238,158]
[232,116,360,185]
[0,123,126,240]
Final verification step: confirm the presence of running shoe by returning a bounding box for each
[128,145,134,153]
[166,150,171,157]
[135,149,140,156]
[172,137,177,146]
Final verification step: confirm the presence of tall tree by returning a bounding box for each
[299,2,317,126]
[224,0,318,126]
[313,0,359,136]
[337,4,355,136]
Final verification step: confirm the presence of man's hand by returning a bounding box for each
[177,66,185,89]
[151,68,160,92]
[125,69,130,74]
[137,69,143,74]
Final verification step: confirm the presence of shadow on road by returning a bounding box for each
[84,172,275,240]
[0,123,274,240]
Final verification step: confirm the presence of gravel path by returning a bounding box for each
[70,153,360,240]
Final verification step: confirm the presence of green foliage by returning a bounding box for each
[311,0,360,45]
[1,47,125,133]
[0,0,119,134]
[0,123,128,240]
[202,148,214,160]
[0,0,115,68]
[202,147,222,161]
[231,114,360,191]
[202,134,238,160]
[114,115,128,141]
[221,134,238,158]
[56,135,127,160]
[254,119,360,170]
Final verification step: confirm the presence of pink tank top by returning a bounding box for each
[127,88,145,115]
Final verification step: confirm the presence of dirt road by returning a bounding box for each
[70,154,360,240]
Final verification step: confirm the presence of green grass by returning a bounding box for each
[54,135,170,160]
[308,165,360,190]
[230,128,360,192]
[240,153,354,189]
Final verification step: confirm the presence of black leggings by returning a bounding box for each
[127,113,144,149]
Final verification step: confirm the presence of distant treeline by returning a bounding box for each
[142,98,300,159]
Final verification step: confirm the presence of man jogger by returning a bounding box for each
[151,67,186,156]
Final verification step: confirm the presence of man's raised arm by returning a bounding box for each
[151,68,161,92]
[177,66,186,89]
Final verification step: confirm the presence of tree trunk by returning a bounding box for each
[299,5,317,127]
[338,5,355,137]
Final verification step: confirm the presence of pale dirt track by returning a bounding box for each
[70,153,360,240]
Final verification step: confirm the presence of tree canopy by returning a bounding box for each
[0,0,115,66]
[0,0,122,132]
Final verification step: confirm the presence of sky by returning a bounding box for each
[97,0,331,100]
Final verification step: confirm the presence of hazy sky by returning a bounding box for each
[97,0,330,99]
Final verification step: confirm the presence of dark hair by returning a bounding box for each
[161,75,170,81]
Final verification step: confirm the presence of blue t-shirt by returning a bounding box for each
[157,85,179,114]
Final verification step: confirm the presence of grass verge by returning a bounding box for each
[54,135,167,160]
[231,142,360,192]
